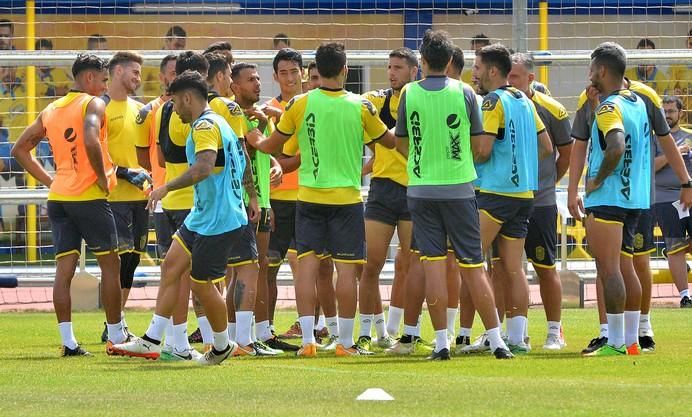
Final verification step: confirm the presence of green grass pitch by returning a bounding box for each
[0,308,690,417]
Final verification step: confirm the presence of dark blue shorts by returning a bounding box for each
[365,178,411,226]
[48,200,118,258]
[295,201,365,262]
[477,192,534,239]
[174,224,241,283]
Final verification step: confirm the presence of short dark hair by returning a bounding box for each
[307,61,317,72]
[476,43,512,78]
[159,54,176,72]
[272,48,303,73]
[166,25,187,39]
[636,38,656,49]
[35,38,53,50]
[175,51,209,76]
[203,41,232,55]
[419,30,453,72]
[315,42,346,79]
[87,34,106,44]
[471,33,491,48]
[0,19,13,34]
[389,47,418,68]
[168,70,208,100]
[231,62,258,82]
[663,95,684,111]
[273,33,291,47]
[511,52,534,72]
[205,52,230,82]
[591,42,627,78]
[107,51,143,74]
[72,53,108,78]
[449,46,464,74]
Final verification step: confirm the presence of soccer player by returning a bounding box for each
[570,61,690,355]
[568,42,691,356]
[135,54,177,259]
[358,47,418,350]
[507,53,572,349]
[473,43,552,355]
[111,70,246,365]
[11,54,125,356]
[153,51,211,358]
[203,41,233,56]
[655,96,692,308]
[264,49,335,348]
[230,62,287,355]
[248,42,396,357]
[101,52,151,340]
[394,30,515,360]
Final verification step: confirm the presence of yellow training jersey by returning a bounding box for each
[104,96,149,202]
[155,101,193,210]
[362,88,407,186]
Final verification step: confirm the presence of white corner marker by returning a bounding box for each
[356,388,394,401]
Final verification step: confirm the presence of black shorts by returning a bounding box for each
[585,205,641,256]
[174,224,241,283]
[111,201,149,254]
[255,207,272,234]
[268,199,296,266]
[154,209,190,257]
[295,201,365,262]
[477,193,534,239]
[47,200,118,258]
[365,178,411,226]
[227,223,259,266]
[525,205,558,268]
[633,208,655,256]
[655,202,692,255]
[408,197,484,267]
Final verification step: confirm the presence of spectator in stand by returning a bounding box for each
[273,33,291,50]
[87,34,108,51]
[624,38,668,97]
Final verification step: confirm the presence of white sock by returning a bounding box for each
[316,315,326,330]
[386,306,404,336]
[507,316,527,345]
[414,315,423,337]
[639,313,653,337]
[547,321,561,337]
[106,321,126,344]
[403,324,418,337]
[145,314,169,342]
[374,313,388,339]
[338,317,355,347]
[599,323,608,339]
[446,308,458,339]
[212,329,229,352]
[251,316,257,343]
[173,322,190,352]
[606,313,625,348]
[486,327,506,352]
[326,316,338,336]
[359,314,374,338]
[459,327,472,337]
[624,310,640,346]
[227,322,236,341]
[434,329,449,352]
[235,311,254,346]
[681,289,689,299]
[120,311,128,329]
[299,316,316,346]
[163,318,174,349]
[197,316,213,344]
[58,322,78,349]
[256,320,273,342]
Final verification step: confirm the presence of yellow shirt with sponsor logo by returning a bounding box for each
[362,89,407,186]
[207,93,247,140]
[105,97,149,202]
[0,79,27,143]
[624,66,669,98]
[480,86,546,199]
[277,88,387,205]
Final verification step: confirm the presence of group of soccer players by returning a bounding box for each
[11,28,692,364]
